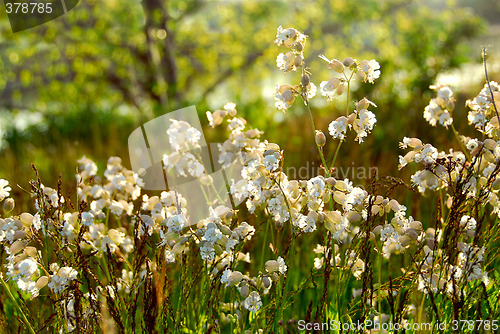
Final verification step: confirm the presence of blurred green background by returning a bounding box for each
[0,0,499,211]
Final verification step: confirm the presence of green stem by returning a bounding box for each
[451,124,470,160]
[0,276,36,334]
[329,140,344,171]
[305,99,330,177]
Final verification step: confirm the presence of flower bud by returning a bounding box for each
[262,276,272,288]
[409,220,423,231]
[14,230,26,240]
[330,59,345,73]
[315,130,326,147]
[20,213,34,227]
[3,198,15,213]
[265,260,279,273]
[327,77,341,89]
[294,42,303,52]
[356,98,371,110]
[214,244,223,256]
[231,271,243,285]
[219,225,232,236]
[356,70,367,82]
[326,177,336,186]
[301,74,310,87]
[294,55,303,68]
[335,83,345,95]
[343,57,355,67]
[400,235,411,247]
[492,178,500,191]
[347,113,356,124]
[36,276,49,289]
[24,246,38,257]
[10,240,25,255]
[373,225,383,235]
[239,281,249,298]
[282,90,294,102]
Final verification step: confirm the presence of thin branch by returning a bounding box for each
[482,47,499,121]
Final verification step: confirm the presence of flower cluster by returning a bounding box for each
[423,84,455,128]
[273,26,316,112]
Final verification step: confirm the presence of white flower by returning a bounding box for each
[274,26,305,47]
[460,215,477,232]
[200,243,215,261]
[204,224,223,243]
[274,85,296,112]
[0,179,11,200]
[81,212,94,226]
[166,214,187,233]
[221,268,232,287]
[277,256,287,274]
[328,116,348,140]
[165,249,175,263]
[110,200,124,216]
[263,155,279,172]
[359,59,381,83]
[33,212,42,231]
[16,258,38,280]
[466,139,479,151]
[305,82,317,99]
[276,51,297,72]
[244,291,262,313]
[353,109,377,143]
[320,77,341,101]
[48,267,78,294]
[167,120,202,152]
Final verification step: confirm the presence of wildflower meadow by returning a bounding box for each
[1,1,500,333]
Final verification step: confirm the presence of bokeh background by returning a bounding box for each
[0,0,499,214]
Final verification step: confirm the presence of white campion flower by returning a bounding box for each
[277,256,287,274]
[110,200,124,216]
[77,156,98,181]
[200,242,215,261]
[274,26,306,47]
[81,212,94,226]
[0,179,11,201]
[244,291,262,313]
[204,223,223,243]
[48,267,78,294]
[358,59,381,83]
[343,187,367,212]
[328,116,348,140]
[267,196,290,224]
[228,117,246,131]
[347,252,365,279]
[460,215,477,232]
[353,109,377,143]
[15,258,38,281]
[167,119,202,152]
[163,152,205,178]
[165,249,175,263]
[274,85,296,112]
[320,77,341,101]
[263,154,279,172]
[424,100,453,128]
[276,51,297,72]
[466,139,479,151]
[33,212,42,230]
[221,268,232,287]
[166,214,187,233]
